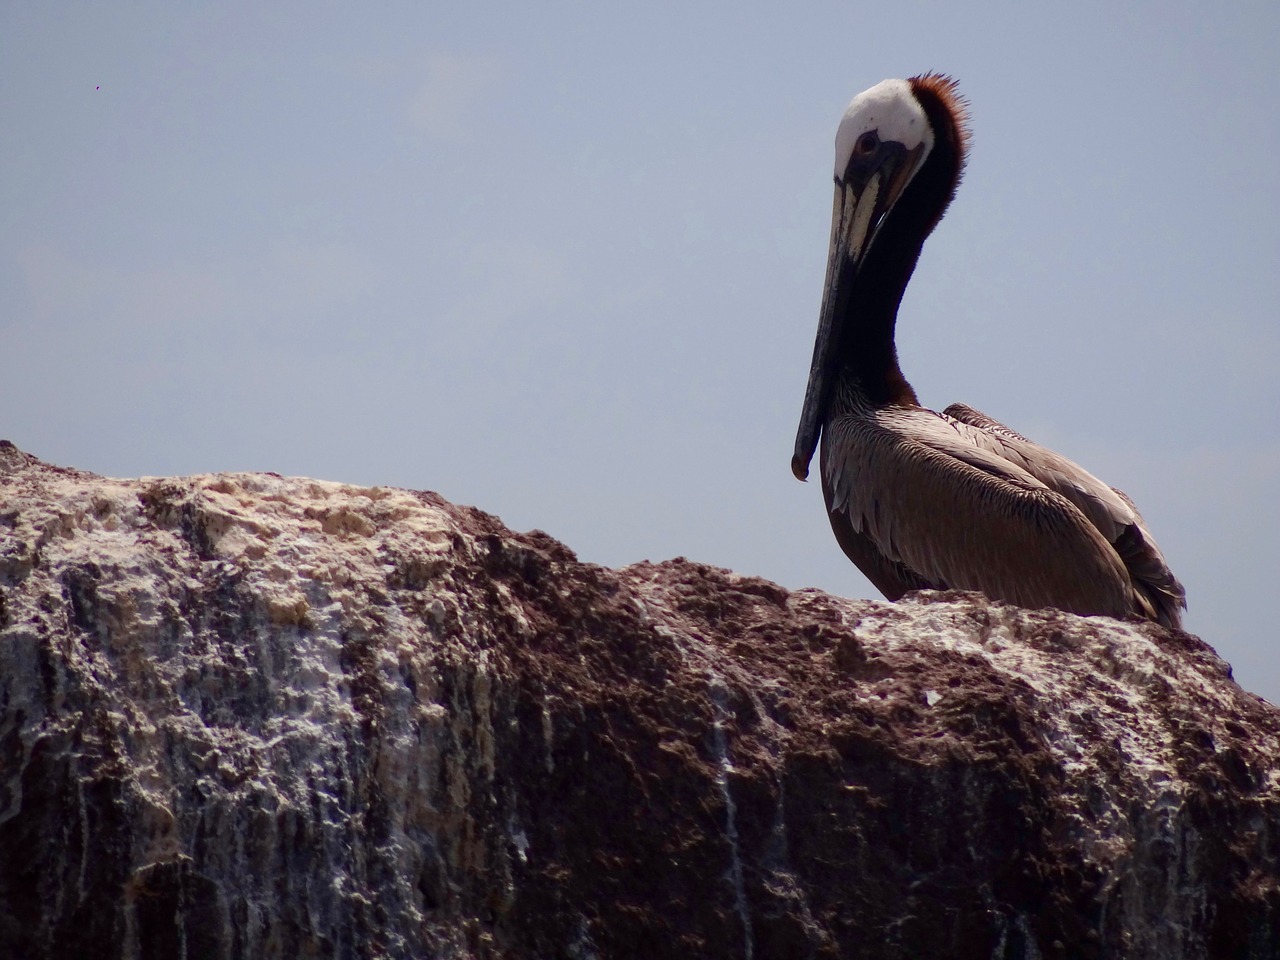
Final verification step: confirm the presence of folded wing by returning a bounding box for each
[821,402,1185,627]
[944,403,1186,628]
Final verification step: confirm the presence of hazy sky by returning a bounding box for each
[4,3,1278,702]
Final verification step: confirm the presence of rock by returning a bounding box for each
[1,440,1277,959]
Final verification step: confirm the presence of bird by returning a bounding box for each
[791,74,1186,628]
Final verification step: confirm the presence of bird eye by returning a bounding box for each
[856,132,879,155]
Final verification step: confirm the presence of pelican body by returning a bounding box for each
[793,75,1185,627]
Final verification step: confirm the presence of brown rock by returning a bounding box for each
[1,440,1277,958]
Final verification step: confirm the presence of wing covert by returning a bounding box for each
[820,404,1145,622]
[942,402,1186,627]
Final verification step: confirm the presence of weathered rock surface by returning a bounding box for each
[1,439,1278,959]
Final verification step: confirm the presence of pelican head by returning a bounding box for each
[792,75,968,481]
[830,79,935,269]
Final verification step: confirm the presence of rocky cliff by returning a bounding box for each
[1,440,1277,959]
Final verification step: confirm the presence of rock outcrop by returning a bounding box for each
[1,440,1278,959]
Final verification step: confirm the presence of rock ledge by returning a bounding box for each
[1,442,1277,959]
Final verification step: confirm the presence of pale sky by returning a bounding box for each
[4,3,1278,702]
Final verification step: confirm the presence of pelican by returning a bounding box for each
[792,74,1185,628]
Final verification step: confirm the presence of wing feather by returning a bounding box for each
[943,403,1186,628]
[820,403,1160,622]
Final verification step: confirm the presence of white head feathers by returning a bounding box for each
[834,79,934,179]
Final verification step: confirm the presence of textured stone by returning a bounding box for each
[1,440,1277,959]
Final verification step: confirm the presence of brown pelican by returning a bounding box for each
[792,74,1185,628]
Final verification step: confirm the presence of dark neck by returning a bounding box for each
[837,90,964,408]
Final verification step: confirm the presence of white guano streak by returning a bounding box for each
[710,678,754,960]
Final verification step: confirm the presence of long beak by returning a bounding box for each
[791,146,922,481]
